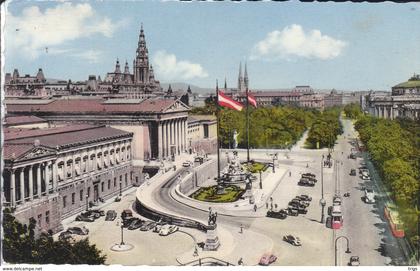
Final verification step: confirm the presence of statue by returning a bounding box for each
[208,207,218,226]
[233,130,239,149]
[245,174,253,190]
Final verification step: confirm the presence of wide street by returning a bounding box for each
[59,118,407,266]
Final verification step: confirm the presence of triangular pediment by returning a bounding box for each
[15,146,56,161]
[164,100,190,113]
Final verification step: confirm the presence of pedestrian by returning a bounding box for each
[289,171,291,177]
[238,258,244,265]
[270,202,273,211]
[254,204,257,212]
[116,217,121,227]
[193,246,199,257]
[240,224,243,233]
[266,202,269,209]
[306,163,309,168]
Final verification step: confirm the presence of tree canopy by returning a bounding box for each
[2,209,106,265]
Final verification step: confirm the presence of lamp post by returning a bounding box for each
[120,224,125,245]
[319,154,326,224]
[259,170,262,189]
[85,194,89,212]
[119,181,122,197]
[335,235,351,266]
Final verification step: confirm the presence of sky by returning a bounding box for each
[3,1,420,91]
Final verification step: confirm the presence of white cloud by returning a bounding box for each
[6,3,120,58]
[70,50,104,64]
[251,24,347,60]
[152,50,208,80]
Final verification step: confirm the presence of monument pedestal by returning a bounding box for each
[204,224,220,251]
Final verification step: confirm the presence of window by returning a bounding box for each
[108,180,111,190]
[38,214,42,227]
[114,177,116,187]
[87,187,91,198]
[45,211,50,224]
[125,173,128,183]
[80,189,84,201]
[72,193,75,204]
[63,196,67,208]
[101,182,104,192]
[120,176,122,183]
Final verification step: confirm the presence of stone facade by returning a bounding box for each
[364,75,420,120]
[2,125,134,233]
[187,115,217,155]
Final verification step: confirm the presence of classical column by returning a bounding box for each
[29,166,33,200]
[165,122,170,157]
[10,169,16,207]
[158,122,163,159]
[162,121,167,158]
[176,119,180,155]
[184,119,187,153]
[71,154,75,178]
[53,161,57,192]
[45,162,50,195]
[37,164,41,198]
[19,168,25,202]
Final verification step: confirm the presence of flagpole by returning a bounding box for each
[246,86,250,163]
[216,80,221,180]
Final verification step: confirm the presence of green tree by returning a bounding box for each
[3,209,106,264]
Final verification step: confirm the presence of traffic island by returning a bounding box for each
[190,185,245,203]
[110,243,134,252]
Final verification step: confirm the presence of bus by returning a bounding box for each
[384,203,405,238]
[331,205,343,229]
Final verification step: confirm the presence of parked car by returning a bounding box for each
[114,196,122,202]
[182,161,192,167]
[90,209,105,217]
[283,235,302,246]
[105,210,117,221]
[349,153,356,159]
[298,195,312,202]
[58,231,73,241]
[67,226,89,235]
[298,179,315,187]
[364,188,375,204]
[121,209,133,220]
[128,218,144,230]
[122,217,138,228]
[293,198,310,207]
[266,210,287,219]
[140,221,157,231]
[302,173,316,178]
[349,256,360,266]
[75,213,95,222]
[288,207,299,216]
[259,254,277,266]
[289,201,307,209]
[296,207,308,214]
[159,225,178,236]
[350,169,356,176]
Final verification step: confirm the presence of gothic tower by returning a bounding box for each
[237,62,244,92]
[133,24,150,84]
[244,62,249,90]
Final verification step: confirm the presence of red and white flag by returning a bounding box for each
[247,93,257,108]
[218,91,244,111]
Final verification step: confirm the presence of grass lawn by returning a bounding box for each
[242,162,268,173]
[190,185,245,203]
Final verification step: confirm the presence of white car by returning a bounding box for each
[364,188,375,203]
[159,225,178,236]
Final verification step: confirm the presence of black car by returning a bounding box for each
[105,210,117,221]
[283,235,302,246]
[349,153,356,159]
[302,173,316,178]
[288,208,299,216]
[298,195,312,202]
[140,221,157,231]
[350,169,356,176]
[297,207,308,214]
[266,210,287,219]
[90,209,105,217]
[75,213,95,222]
[59,231,73,241]
[298,179,315,187]
[293,198,310,207]
[128,218,144,230]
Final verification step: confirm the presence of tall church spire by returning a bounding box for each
[238,62,244,92]
[134,23,150,84]
[115,59,121,73]
[244,62,249,90]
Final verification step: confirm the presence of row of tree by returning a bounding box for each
[3,209,106,264]
[306,107,343,149]
[350,111,419,246]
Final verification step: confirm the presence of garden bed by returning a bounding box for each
[190,185,245,203]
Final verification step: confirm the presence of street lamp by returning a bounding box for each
[259,170,262,189]
[319,154,326,224]
[335,235,351,266]
[120,224,125,245]
[85,194,89,212]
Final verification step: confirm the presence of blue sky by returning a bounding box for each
[4,1,420,90]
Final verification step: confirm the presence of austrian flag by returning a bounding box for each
[247,93,257,108]
[217,91,244,111]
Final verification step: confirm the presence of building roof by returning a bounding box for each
[3,125,133,161]
[393,75,420,88]
[187,114,217,124]
[5,115,47,126]
[5,97,189,114]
